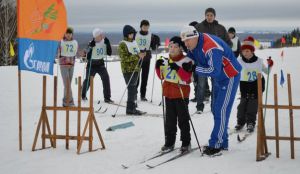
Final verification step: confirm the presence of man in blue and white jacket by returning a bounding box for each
[180,26,242,156]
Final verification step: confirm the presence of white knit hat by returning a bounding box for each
[180,26,199,41]
[92,28,104,38]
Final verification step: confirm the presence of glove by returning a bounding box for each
[89,39,96,47]
[182,62,195,72]
[155,59,164,69]
[169,62,179,71]
[267,57,274,67]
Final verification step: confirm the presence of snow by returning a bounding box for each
[0,47,300,174]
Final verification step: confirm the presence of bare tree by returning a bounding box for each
[0,0,17,66]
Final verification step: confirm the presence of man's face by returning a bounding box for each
[205,12,215,23]
[141,25,149,32]
[183,37,198,51]
[242,49,254,59]
[169,43,181,56]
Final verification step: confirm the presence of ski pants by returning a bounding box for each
[209,74,240,149]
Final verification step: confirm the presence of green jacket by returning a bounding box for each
[118,38,141,73]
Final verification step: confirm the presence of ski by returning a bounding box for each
[112,113,161,117]
[95,106,108,113]
[146,147,199,169]
[237,132,253,142]
[97,100,126,108]
[121,148,179,169]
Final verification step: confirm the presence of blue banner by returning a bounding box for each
[18,38,58,75]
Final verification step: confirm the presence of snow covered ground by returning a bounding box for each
[0,47,300,174]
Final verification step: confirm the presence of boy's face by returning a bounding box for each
[128,33,134,40]
[242,49,254,59]
[169,43,181,56]
[228,33,235,39]
[95,34,104,42]
[141,25,149,32]
[205,12,215,23]
[183,37,198,51]
[64,33,73,40]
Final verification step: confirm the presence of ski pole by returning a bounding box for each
[150,47,158,102]
[178,83,202,153]
[159,68,167,142]
[112,58,144,117]
[263,65,271,122]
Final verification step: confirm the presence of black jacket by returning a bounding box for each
[195,20,232,47]
[87,37,112,67]
[239,55,265,99]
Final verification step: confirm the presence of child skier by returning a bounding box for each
[228,27,241,58]
[235,36,274,133]
[81,28,114,103]
[58,27,78,107]
[155,36,193,153]
[118,25,146,115]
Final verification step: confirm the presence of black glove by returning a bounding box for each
[89,39,96,47]
[155,59,164,69]
[169,62,179,71]
[182,62,195,72]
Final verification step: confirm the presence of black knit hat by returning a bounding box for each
[189,21,198,27]
[228,27,236,34]
[140,20,150,28]
[66,27,73,34]
[205,7,216,16]
[170,36,187,52]
[123,25,136,38]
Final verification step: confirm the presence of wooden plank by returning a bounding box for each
[265,136,300,141]
[274,74,280,158]
[53,76,57,148]
[287,74,295,159]
[261,105,300,109]
[77,77,82,148]
[45,106,90,111]
[256,73,265,161]
[44,135,90,141]
[89,77,94,152]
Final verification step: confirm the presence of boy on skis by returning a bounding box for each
[228,27,241,58]
[180,26,241,156]
[118,25,146,115]
[155,36,194,153]
[58,27,78,107]
[135,20,160,101]
[235,36,274,133]
[81,28,114,103]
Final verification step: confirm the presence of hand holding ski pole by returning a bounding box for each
[267,56,274,68]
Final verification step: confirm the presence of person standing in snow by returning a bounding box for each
[118,25,147,115]
[228,27,241,58]
[155,36,193,153]
[180,26,241,156]
[58,27,78,107]
[235,36,273,133]
[81,28,114,103]
[194,7,232,113]
[135,20,160,101]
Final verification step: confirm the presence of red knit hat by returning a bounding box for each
[241,36,255,52]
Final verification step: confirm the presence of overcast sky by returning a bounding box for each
[64,0,300,32]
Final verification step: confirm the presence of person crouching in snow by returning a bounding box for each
[181,26,242,156]
[118,25,147,115]
[155,36,193,153]
[58,27,78,107]
[235,36,274,133]
[81,28,114,103]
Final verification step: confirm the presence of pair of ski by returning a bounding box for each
[95,100,126,114]
[122,147,197,169]
[228,128,254,142]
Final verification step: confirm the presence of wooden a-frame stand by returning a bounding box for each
[257,73,300,161]
[32,75,105,154]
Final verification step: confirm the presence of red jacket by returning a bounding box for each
[156,54,192,99]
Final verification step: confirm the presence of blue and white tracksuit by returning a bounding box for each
[187,33,242,149]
